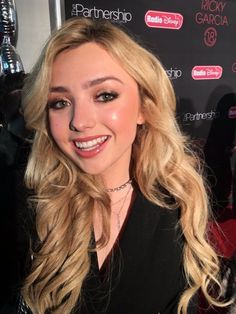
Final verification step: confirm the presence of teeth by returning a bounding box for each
[75,136,107,150]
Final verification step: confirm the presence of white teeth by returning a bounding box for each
[75,136,108,150]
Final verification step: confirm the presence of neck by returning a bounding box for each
[106,178,132,193]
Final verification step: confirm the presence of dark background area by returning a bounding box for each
[1,1,236,312]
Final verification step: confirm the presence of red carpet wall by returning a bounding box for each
[64,0,236,217]
[63,5,236,313]
[63,0,236,136]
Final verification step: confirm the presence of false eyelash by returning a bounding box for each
[47,99,70,110]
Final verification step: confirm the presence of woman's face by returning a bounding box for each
[48,42,144,184]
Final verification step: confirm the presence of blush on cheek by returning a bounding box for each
[49,122,64,140]
[50,119,64,130]
[111,112,118,121]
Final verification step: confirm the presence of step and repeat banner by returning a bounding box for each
[62,0,236,212]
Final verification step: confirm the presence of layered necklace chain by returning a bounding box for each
[107,179,133,231]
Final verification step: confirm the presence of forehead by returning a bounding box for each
[51,42,134,84]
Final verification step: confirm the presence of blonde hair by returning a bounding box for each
[22,18,229,313]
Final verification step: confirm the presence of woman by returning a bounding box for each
[19,18,232,313]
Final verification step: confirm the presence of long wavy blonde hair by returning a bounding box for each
[22,17,229,313]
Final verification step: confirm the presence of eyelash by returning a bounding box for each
[47,91,118,109]
[95,91,119,103]
[47,99,70,110]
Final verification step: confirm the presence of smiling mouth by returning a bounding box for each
[74,136,108,151]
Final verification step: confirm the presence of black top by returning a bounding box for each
[17,191,197,314]
[78,191,195,314]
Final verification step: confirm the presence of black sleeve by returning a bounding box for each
[220,253,236,312]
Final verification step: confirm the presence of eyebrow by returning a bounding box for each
[49,86,69,93]
[49,76,123,93]
[83,76,123,88]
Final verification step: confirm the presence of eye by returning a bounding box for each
[47,99,70,110]
[96,91,118,103]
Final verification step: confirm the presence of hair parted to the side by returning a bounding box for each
[22,17,231,313]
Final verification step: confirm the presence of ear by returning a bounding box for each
[137,111,145,125]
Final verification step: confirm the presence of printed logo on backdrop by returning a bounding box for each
[166,67,183,80]
[145,11,183,30]
[71,3,132,23]
[192,65,223,80]
[195,0,229,47]
[232,63,236,73]
[183,110,220,122]
[204,27,217,47]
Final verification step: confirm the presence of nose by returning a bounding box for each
[69,101,96,132]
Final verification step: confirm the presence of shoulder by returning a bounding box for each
[129,189,183,258]
[133,189,181,228]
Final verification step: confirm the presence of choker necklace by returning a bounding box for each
[106,179,132,193]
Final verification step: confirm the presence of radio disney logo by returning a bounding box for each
[166,67,183,79]
[145,10,183,29]
[183,110,219,122]
[192,65,223,80]
[71,4,132,23]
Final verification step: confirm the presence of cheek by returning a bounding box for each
[48,114,68,142]
[104,104,139,136]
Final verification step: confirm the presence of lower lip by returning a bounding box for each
[73,137,109,158]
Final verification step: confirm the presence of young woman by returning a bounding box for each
[19,18,233,313]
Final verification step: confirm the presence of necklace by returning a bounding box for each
[111,184,132,231]
[106,178,132,193]
[111,194,128,206]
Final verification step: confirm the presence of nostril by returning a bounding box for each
[69,121,79,132]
